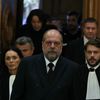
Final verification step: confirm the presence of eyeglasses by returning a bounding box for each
[44,41,62,47]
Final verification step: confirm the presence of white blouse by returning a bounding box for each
[9,75,16,100]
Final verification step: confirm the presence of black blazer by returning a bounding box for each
[75,64,100,100]
[1,68,10,100]
[63,37,85,65]
[11,53,79,100]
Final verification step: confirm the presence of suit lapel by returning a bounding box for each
[49,56,66,87]
[79,38,85,64]
[36,54,49,87]
[36,55,66,87]
[77,64,100,99]
[79,65,89,98]
[96,66,100,86]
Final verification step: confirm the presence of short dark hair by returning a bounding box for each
[66,11,81,24]
[84,38,100,50]
[66,11,79,18]
[81,17,98,27]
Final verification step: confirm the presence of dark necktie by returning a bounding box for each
[48,63,54,83]
[89,67,95,72]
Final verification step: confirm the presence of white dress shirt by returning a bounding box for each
[83,36,89,45]
[86,62,100,99]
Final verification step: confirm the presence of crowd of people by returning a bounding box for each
[0,9,100,100]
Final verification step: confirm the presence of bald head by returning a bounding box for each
[42,29,63,43]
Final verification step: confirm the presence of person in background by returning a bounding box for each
[63,17,98,65]
[62,11,82,43]
[15,9,49,54]
[1,47,23,100]
[15,36,35,57]
[47,17,63,32]
[10,29,80,100]
[75,38,100,99]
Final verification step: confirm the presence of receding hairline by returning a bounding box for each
[42,29,63,42]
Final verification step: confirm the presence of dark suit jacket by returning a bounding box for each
[62,37,85,65]
[1,68,10,100]
[75,64,100,100]
[0,66,4,100]
[11,53,79,100]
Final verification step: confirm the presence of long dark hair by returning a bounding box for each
[1,47,23,72]
[26,9,48,27]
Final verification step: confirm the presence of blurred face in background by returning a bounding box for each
[5,50,21,74]
[85,45,100,67]
[66,15,78,30]
[83,22,97,40]
[16,43,34,57]
[31,15,42,31]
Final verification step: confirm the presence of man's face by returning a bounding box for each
[83,22,97,40]
[16,43,34,57]
[85,45,100,67]
[42,30,63,62]
[66,15,78,30]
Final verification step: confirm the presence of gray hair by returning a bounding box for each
[15,36,34,48]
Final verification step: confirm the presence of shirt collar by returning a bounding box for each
[44,56,59,67]
[44,56,59,72]
[86,60,100,70]
[84,36,89,45]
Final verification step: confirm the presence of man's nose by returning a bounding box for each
[51,42,55,47]
[89,28,93,32]
[91,52,94,56]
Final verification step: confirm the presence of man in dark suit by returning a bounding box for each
[75,38,100,99]
[62,17,98,65]
[10,29,79,100]
[62,11,82,43]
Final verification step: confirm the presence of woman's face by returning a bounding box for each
[5,50,21,73]
[31,15,42,31]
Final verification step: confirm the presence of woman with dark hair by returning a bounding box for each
[1,47,23,100]
[16,9,49,54]
[26,9,47,30]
